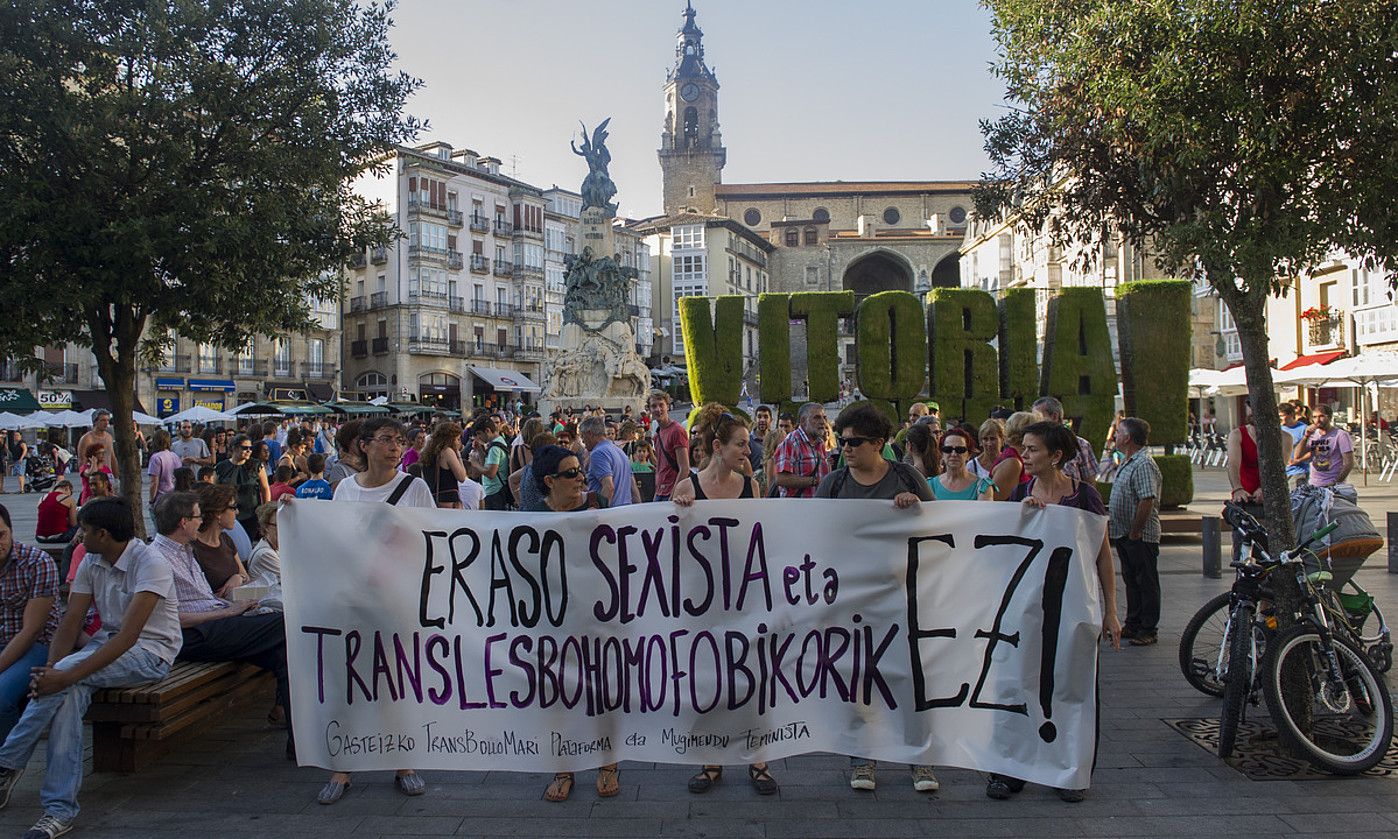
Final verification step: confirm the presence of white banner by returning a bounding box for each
[280,499,1106,789]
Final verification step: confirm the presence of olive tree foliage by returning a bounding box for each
[0,0,422,530]
[976,0,1398,550]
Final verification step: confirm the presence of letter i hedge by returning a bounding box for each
[1040,287,1117,446]
[789,291,855,405]
[679,295,745,407]
[1115,280,1191,445]
[926,288,997,422]
[855,291,926,421]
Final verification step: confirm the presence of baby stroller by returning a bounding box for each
[26,444,57,493]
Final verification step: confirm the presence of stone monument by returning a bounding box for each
[542,119,651,412]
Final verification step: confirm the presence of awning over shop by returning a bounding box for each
[468,366,541,393]
[1278,350,1346,371]
[325,402,390,415]
[0,388,41,413]
[387,402,436,415]
[276,403,334,416]
[71,389,150,415]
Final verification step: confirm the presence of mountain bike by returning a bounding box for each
[1208,502,1393,773]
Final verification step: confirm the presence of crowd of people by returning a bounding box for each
[0,392,1165,836]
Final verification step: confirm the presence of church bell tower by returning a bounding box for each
[659,1,726,215]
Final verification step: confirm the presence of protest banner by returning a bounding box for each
[280,498,1107,789]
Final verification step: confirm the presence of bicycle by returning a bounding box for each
[1204,503,1393,773]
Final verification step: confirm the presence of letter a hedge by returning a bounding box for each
[1115,280,1191,445]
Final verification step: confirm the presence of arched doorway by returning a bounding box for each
[418,372,460,411]
[930,252,960,288]
[841,251,914,298]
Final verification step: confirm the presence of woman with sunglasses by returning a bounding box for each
[814,403,937,793]
[530,445,615,801]
[928,428,994,501]
[215,435,271,539]
[986,420,1120,804]
[670,404,778,796]
[316,416,433,804]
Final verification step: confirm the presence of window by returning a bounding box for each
[883,207,901,225]
[197,343,219,373]
[804,227,817,245]
[273,340,291,376]
[356,372,388,396]
[785,229,799,247]
[308,339,324,376]
[672,224,705,250]
[743,208,762,226]
[376,319,387,339]
[812,207,830,224]
[949,206,967,225]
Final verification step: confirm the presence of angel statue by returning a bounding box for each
[571,118,618,213]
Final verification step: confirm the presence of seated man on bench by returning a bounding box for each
[0,497,181,839]
[148,492,293,759]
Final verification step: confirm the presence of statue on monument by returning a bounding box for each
[571,119,618,214]
[544,119,650,410]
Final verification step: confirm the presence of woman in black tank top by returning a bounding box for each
[668,404,778,796]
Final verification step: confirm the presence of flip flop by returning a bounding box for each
[596,765,620,798]
[545,772,574,802]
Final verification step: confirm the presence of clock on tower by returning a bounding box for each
[658,2,727,214]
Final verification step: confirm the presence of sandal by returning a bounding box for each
[688,765,722,793]
[545,772,574,802]
[596,764,620,798]
[748,764,778,796]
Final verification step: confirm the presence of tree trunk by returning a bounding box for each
[87,302,148,539]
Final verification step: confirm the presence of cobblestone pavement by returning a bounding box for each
[0,470,1393,838]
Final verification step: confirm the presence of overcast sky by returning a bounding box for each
[389,0,1005,217]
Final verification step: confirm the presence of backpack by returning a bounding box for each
[487,439,516,508]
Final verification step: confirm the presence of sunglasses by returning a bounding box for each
[236,445,252,451]
[551,467,584,480]
[839,436,874,448]
[940,445,969,454]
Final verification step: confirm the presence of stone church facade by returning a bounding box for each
[641,3,975,385]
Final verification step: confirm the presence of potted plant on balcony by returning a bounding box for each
[1300,304,1337,323]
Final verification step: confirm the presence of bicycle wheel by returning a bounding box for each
[1261,625,1394,775]
[1179,592,1232,696]
[1217,602,1255,759]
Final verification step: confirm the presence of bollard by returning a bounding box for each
[1389,512,1397,574]
[1202,515,1222,579]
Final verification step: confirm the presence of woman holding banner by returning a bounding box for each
[670,404,779,796]
[532,445,618,800]
[988,420,1121,804]
[316,416,433,805]
[928,428,994,501]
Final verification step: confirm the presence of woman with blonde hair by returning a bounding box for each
[969,418,1004,480]
[989,411,1035,500]
[419,422,468,508]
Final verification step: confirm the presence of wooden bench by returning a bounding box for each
[86,661,275,772]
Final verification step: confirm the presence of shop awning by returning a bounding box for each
[324,402,390,415]
[0,388,41,413]
[469,366,541,393]
[1279,350,1346,371]
[275,403,334,416]
[71,389,150,415]
[388,402,436,414]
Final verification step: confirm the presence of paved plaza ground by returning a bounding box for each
[0,467,1394,838]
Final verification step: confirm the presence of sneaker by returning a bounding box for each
[849,763,876,791]
[0,768,22,810]
[986,774,1026,799]
[395,771,426,796]
[911,765,939,792]
[1057,787,1086,803]
[22,813,73,839]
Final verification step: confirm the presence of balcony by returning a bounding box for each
[144,354,191,374]
[350,296,366,313]
[446,209,463,227]
[271,362,293,379]
[408,289,449,307]
[514,303,546,321]
[1307,315,1344,348]
[301,362,337,380]
[494,260,515,277]
[232,359,267,377]
[451,339,467,356]
[472,343,514,359]
[351,252,367,269]
[407,334,452,356]
[406,197,448,220]
[0,361,22,381]
[515,263,544,278]
[494,302,516,318]
[407,244,449,262]
[449,296,465,313]
[371,337,389,355]
[515,341,546,360]
[370,291,388,309]
[469,300,491,317]
[350,339,368,359]
[448,251,464,270]
[470,254,489,274]
[469,214,490,233]
[42,362,79,384]
[194,358,222,375]
[494,219,513,237]
[370,246,387,265]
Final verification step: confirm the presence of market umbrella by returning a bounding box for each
[1297,350,1398,482]
[0,412,25,430]
[165,405,236,424]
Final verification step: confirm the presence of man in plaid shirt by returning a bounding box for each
[1107,418,1162,646]
[1034,397,1100,483]
[771,403,831,499]
[0,505,63,742]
